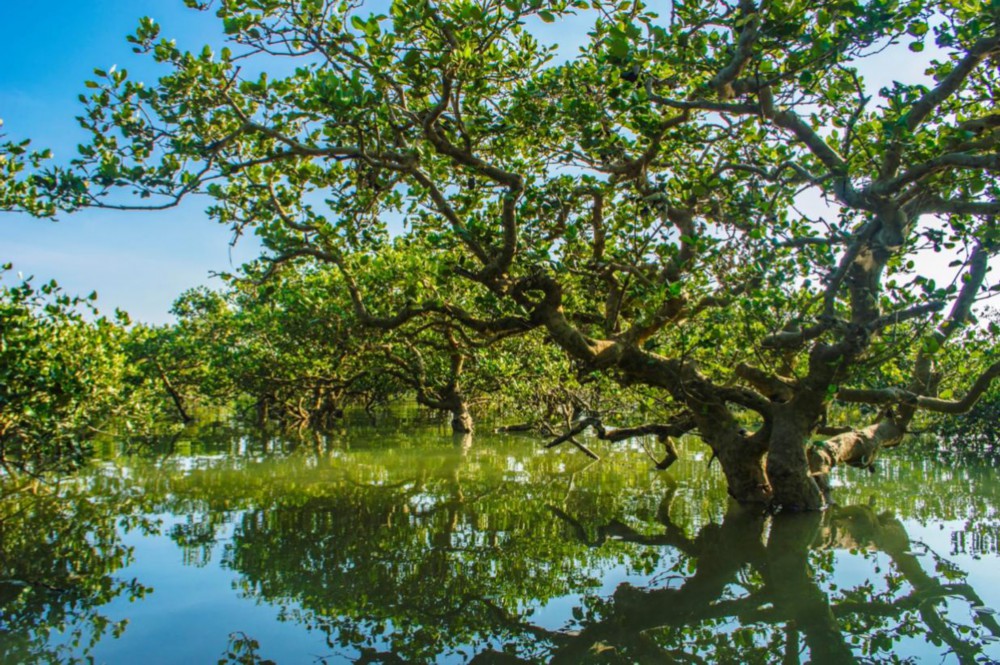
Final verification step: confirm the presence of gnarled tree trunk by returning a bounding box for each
[767,406,825,512]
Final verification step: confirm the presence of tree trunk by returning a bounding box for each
[689,405,771,506]
[451,402,474,434]
[256,396,271,427]
[767,407,825,512]
[714,435,771,506]
[416,385,473,435]
[155,361,193,424]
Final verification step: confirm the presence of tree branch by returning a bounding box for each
[836,360,1000,414]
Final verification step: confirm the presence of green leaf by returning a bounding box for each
[922,336,940,355]
[403,49,421,68]
[606,35,629,59]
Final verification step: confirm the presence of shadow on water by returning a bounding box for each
[3,422,1000,663]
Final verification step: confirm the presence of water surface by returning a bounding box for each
[2,421,999,663]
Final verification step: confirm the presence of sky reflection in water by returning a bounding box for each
[2,422,999,664]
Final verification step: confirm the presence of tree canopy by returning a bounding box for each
[7,0,1000,509]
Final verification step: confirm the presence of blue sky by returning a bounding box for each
[0,1,599,323]
[0,2,260,323]
[0,2,972,324]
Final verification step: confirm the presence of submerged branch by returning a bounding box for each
[543,414,694,469]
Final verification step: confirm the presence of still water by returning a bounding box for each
[2,420,999,664]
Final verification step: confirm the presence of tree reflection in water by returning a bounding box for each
[4,429,1000,664]
[0,480,152,664]
[546,502,1000,664]
[195,438,1000,664]
[220,502,1000,663]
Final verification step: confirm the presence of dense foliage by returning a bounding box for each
[0,270,137,473]
[3,0,999,510]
